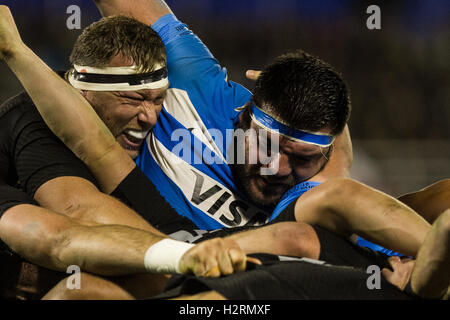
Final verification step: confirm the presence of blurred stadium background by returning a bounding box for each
[1,0,448,197]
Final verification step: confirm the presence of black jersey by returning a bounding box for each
[0,92,100,298]
[0,92,98,218]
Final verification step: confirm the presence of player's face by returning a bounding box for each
[233,120,331,207]
[82,54,168,159]
[84,87,167,159]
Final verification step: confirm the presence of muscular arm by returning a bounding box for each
[0,204,162,275]
[0,203,249,277]
[380,209,450,299]
[9,49,133,193]
[1,7,133,193]
[94,0,172,25]
[411,209,450,299]
[34,176,165,235]
[294,178,431,257]
[398,179,450,224]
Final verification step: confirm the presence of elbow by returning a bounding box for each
[435,209,450,241]
[0,205,73,271]
[50,228,77,270]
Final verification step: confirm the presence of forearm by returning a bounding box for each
[55,224,166,276]
[398,179,450,224]
[296,178,431,256]
[411,210,450,299]
[64,189,167,237]
[94,0,172,25]
[329,182,430,256]
[0,204,166,276]
[6,47,114,159]
[5,46,133,192]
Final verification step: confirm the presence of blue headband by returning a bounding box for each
[249,103,335,147]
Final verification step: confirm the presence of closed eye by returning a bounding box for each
[125,96,144,102]
[292,155,318,165]
[154,97,165,105]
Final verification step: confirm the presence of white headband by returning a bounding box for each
[68,63,169,91]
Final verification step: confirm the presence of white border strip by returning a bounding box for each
[68,76,169,91]
[73,63,165,75]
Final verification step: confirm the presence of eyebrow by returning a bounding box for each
[116,91,144,98]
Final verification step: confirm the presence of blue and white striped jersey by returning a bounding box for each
[136,14,271,230]
[135,14,404,257]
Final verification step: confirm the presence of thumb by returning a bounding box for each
[245,70,262,81]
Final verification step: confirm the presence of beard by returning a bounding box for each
[231,162,295,208]
[231,109,294,208]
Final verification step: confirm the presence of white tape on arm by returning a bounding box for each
[144,239,195,274]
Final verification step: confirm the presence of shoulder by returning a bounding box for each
[0,91,35,120]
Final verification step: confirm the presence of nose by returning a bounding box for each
[262,152,292,177]
[137,102,161,130]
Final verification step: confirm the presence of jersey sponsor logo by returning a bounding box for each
[149,128,269,228]
[190,169,268,227]
[148,88,270,227]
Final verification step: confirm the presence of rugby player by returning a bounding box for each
[88,0,431,255]
[0,3,443,299]
[0,6,262,299]
[44,209,450,300]
[1,0,429,255]
[2,6,429,258]
[93,0,353,231]
[0,6,358,300]
[0,1,429,263]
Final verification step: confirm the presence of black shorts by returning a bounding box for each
[154,192,411,299]
[155,254,412,300]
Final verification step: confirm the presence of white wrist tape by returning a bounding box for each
[144,239,195,274]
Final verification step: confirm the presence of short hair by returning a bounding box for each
[70,16,166,72]
[252,50,351,136]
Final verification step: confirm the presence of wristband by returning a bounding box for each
[144,238,195,274]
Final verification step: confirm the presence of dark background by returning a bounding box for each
[1,0,449,196]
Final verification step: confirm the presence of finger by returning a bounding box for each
[203,265,221,278]
[381,267,393,279]
[179,248,212,276]
[228,248,247,272]
[201,252,224,277]
[179,254,200,275]
[387,256,401,269]
[245,70,262,81]
[217,248,234,276]
[246,257,262,266]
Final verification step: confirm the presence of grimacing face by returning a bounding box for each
[82,87,168,159]
[80,55,168,159]
[232,113,332,207]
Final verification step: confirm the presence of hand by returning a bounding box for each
[0,6,24,60]
[382,256,415,291]
[245,70,262,81]
[178,238,261,277]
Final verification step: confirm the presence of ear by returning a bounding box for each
[79,90,88,98]
[237,102,251,123]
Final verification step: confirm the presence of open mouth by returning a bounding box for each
[121,129,149,149]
